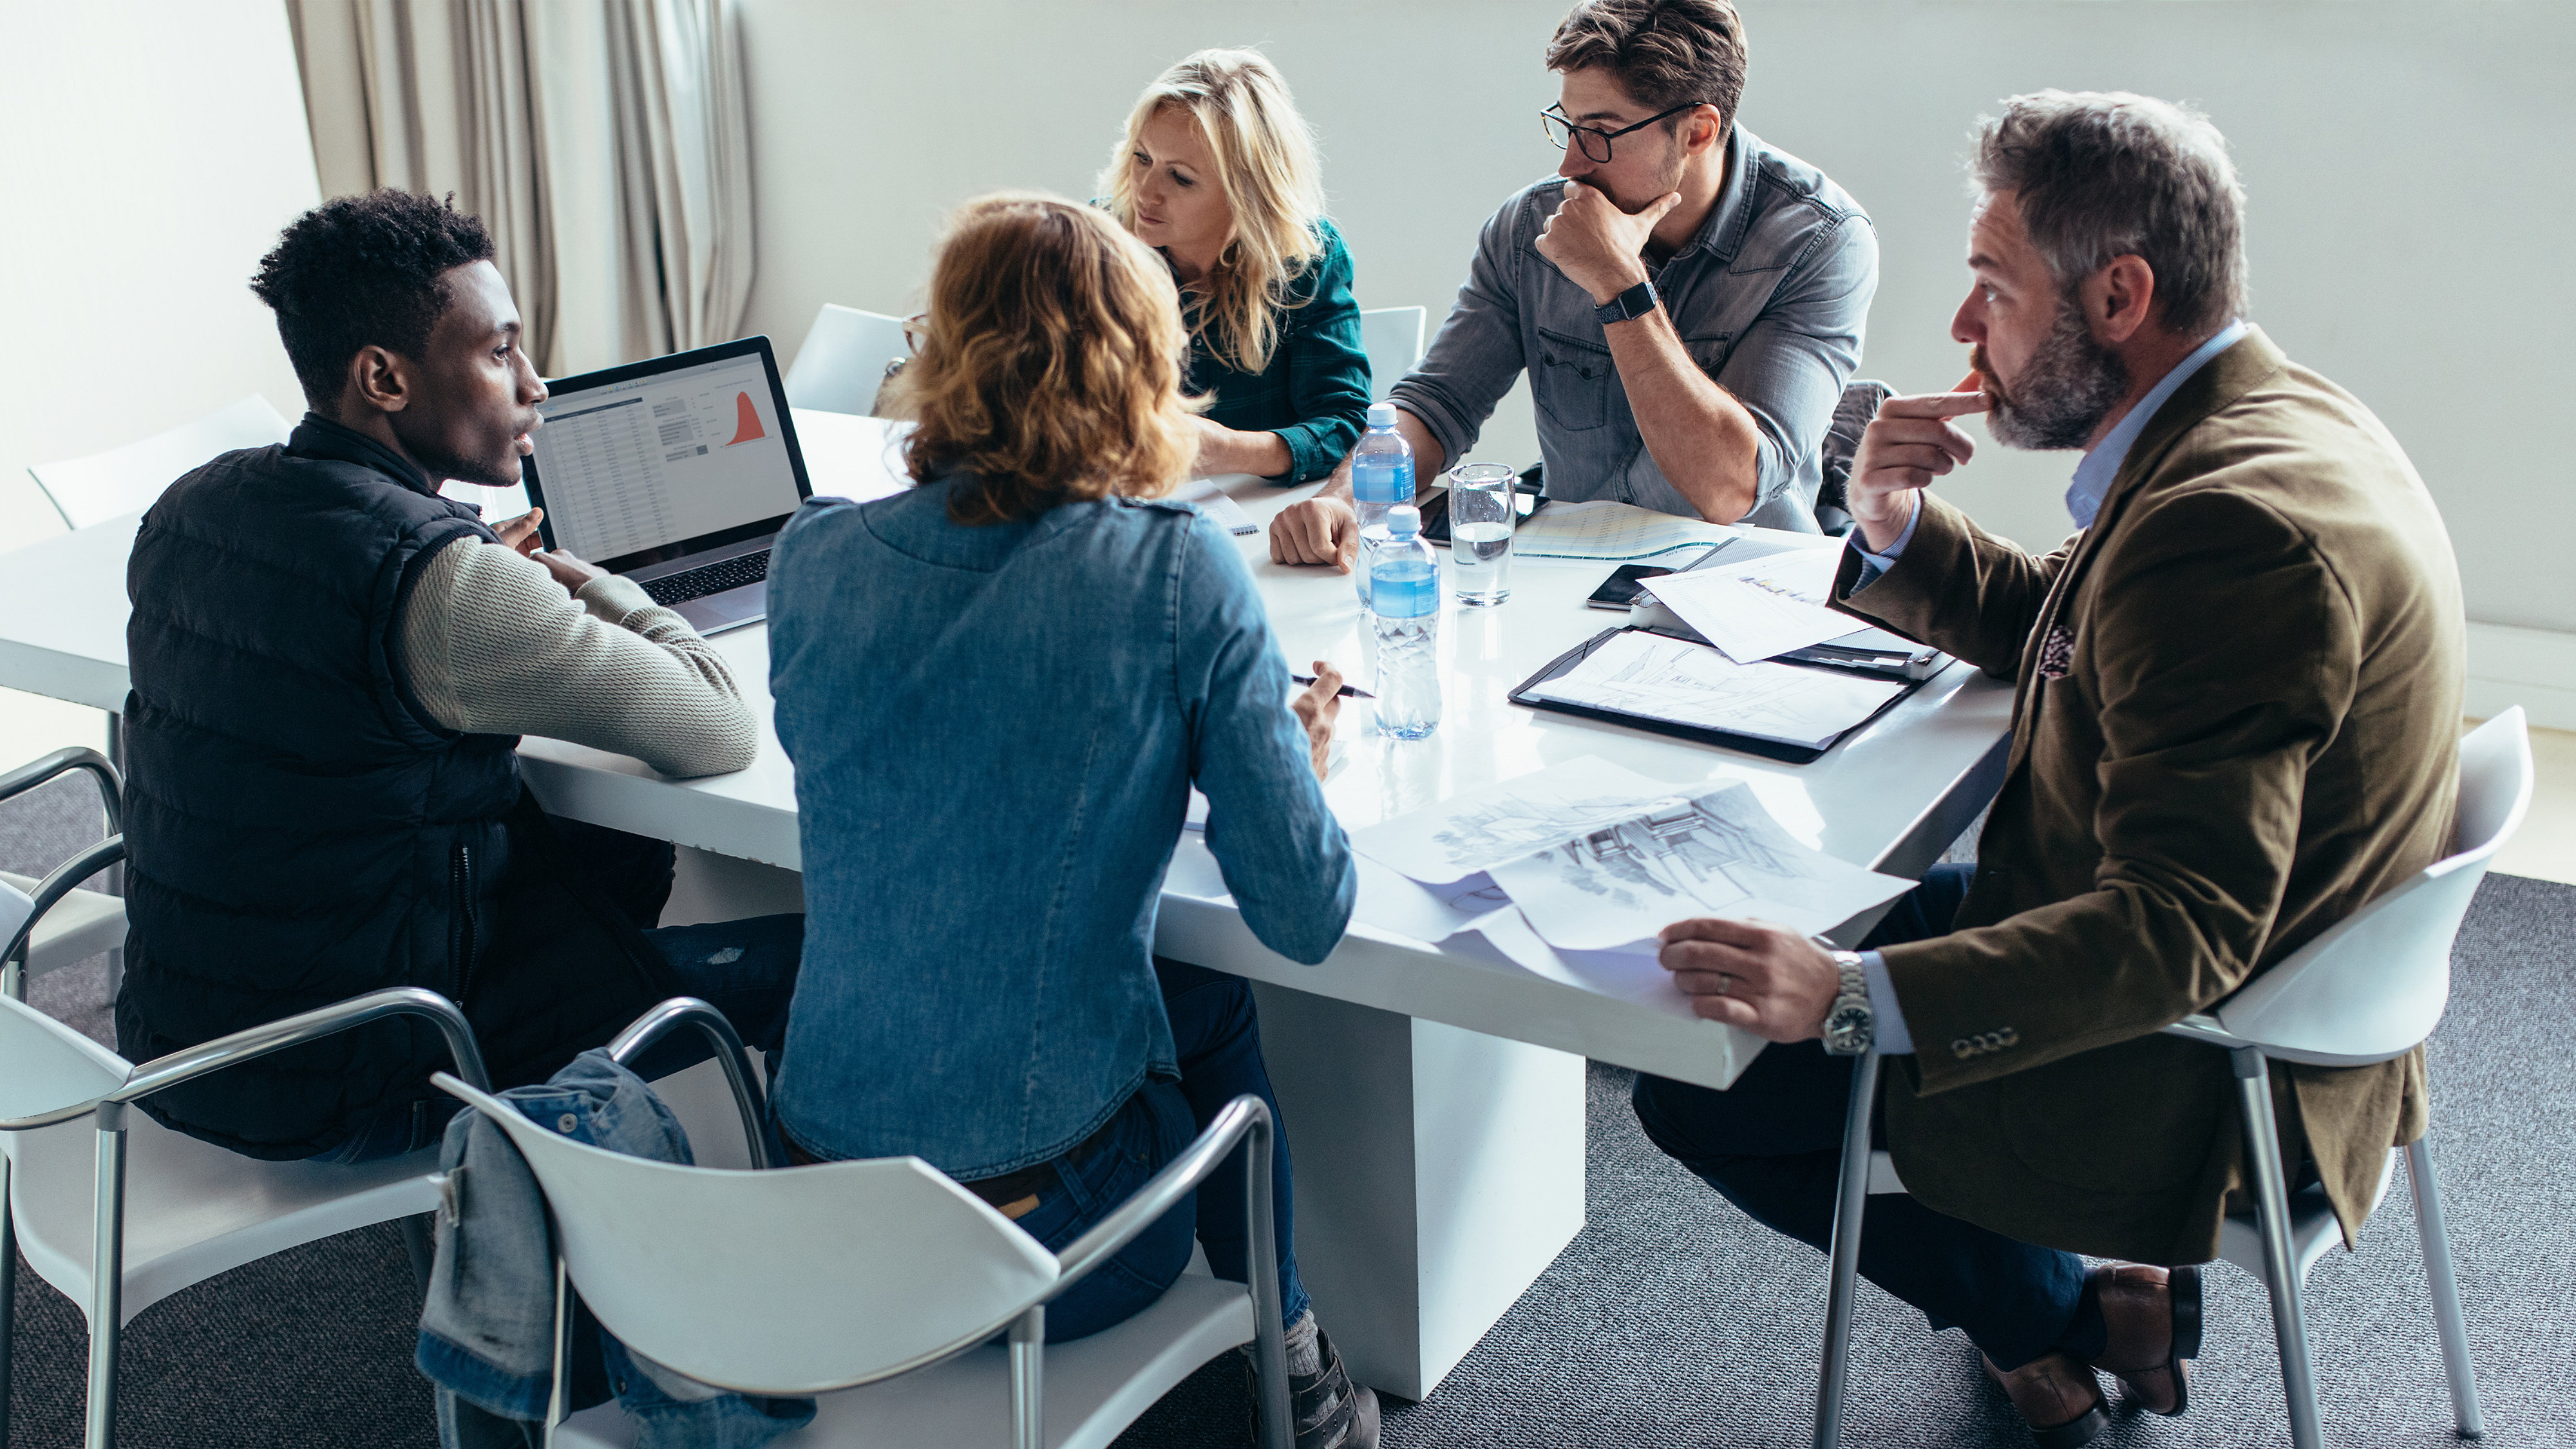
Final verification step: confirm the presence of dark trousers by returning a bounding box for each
[312,910,806,1164]
[1630,864,2088,1370]
[1018,958,1311,1342]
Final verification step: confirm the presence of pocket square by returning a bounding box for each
[2037,620,2076,679]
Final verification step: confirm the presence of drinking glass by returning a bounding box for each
[1446,464,1518,606]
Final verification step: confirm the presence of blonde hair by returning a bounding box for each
[1099,48,1327,377]
[893,192,1202,526]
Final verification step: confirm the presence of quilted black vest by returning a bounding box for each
[117,417,672,1159]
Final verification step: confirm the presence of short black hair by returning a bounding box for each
[249,189,497,411]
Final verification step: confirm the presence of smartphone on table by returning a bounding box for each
[1586,564,1673,611]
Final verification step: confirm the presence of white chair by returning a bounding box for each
[0,960,488,1449]
[1812,709,2529,1448]
[433,996,1293,1449]
[784,305,912,417]
[1358,306,1426,403]
[30,396,292,532]
[0,748,128,983]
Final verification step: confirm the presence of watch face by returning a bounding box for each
[1825,1005,1873,1050]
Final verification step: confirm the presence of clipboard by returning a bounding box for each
[1506,626,1933,764]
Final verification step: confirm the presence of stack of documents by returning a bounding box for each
[1638,545,1850,662]
[1345,755,1911,953]
[1524,631,1905,750]
[1509,500,1739,561]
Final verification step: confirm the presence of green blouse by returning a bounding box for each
[1171,218,1371,484]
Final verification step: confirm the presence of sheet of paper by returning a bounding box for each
[1640,546,1850,662]
[1349,862,1514,943]
[1178,475,1258,536]
[1486,779,1913,951]
[1349,755,1700,884]
[1524,631,1903,750]
[1508,500,1739,561]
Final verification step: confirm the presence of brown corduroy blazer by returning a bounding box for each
[1830,327,2464,1265]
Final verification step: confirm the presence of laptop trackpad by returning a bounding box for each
[674,581,766,636]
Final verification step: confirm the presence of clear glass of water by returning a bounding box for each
[1446,463,1518,606]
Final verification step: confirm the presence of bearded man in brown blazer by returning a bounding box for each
[1628,91,2463,1447]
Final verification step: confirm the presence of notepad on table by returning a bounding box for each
[1523,630,1905,751]
[1507,499,1738,561]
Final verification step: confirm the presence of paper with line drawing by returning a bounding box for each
[1485,780,1912,951]
[1349,756,1695,885]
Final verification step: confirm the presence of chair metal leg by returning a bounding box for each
[1009,1304,1045,1449]
[2233,1046,2322,1449]
[102,713,124,1005]
[86,1103,128,1449]
[1245,1111,1293,1449]
[2405,1137,2485,1439]
[545,1256,573,1448]
[1812,1050,1880,1449]
[3,1148,17,1449]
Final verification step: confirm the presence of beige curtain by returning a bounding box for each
[285,0,755,377]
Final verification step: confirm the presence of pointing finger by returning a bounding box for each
[1877,390,1991,421]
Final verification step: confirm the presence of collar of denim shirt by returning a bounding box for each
[2063,317,2248,529]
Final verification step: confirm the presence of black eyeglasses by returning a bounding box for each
[1539,101,1708,163]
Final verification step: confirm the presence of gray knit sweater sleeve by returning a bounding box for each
[395,541,758,778]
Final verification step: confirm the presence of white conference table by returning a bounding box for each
[0,408,2011,1397]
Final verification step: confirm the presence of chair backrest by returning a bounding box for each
[1813,379,1891,536]
[782,304,911,417]
[0,994,131,1124]
[436,1076,1060,1396]
[1359,306,1426,403]
[30,395,293,531]
[2215,708,2534,1065]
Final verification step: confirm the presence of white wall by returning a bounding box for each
[0,0,321,762]
[0,0,318,555]
[734,0,2575,636]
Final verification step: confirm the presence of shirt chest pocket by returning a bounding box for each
[1683,332,1734,382]
[1533,327,1614,433]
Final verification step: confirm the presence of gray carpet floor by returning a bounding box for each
[5,779,2570,1448]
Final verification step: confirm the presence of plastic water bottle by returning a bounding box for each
[1370,504,1441,739]
[1349,402,1414,603]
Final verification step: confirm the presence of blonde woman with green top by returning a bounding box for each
[1101,48,1371,485]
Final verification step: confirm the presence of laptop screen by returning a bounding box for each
[523,337,810,573]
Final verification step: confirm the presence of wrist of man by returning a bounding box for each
[1588,263,1652,308]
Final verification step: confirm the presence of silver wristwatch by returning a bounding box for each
[1819,950,1875,1057]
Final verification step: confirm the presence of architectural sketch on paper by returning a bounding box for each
[1535,791,1794,918]
[1427,786,1681,875]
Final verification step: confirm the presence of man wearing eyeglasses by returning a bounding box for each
[1269,0,1876,569]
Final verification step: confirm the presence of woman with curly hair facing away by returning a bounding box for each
[764,193,1379,1448]
[1102,48,1372,486]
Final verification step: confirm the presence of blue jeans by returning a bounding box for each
[987,958,1312,1343]
[310,913,805,1165]
[1630,865,2090,1371]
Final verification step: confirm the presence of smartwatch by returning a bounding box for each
[1594,278,1659,327]
[1819,950,1876,1057]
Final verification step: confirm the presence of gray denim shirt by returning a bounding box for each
[1388,124,1877,533]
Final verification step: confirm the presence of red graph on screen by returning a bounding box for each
[726,391,766,446]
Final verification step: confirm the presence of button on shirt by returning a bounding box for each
[1844,318,2248,1053]
[1387,124,1878,532]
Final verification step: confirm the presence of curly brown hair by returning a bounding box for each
[892,193,1204,526]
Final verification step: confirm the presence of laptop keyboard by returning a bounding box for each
[639,549,770,607]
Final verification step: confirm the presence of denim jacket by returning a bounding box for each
[416,1049,813,1449]
[766,480,1355,1179]
[1388,124,1877,532]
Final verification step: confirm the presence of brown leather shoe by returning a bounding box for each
[2081,1262,2201,1417]
[1981,1351,2109,1449]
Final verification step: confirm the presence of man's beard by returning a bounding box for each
[1978,297,2129,451]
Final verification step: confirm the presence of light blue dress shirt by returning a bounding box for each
[1839,319,2248,1055]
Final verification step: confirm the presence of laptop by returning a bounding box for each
[520,336,813,636]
